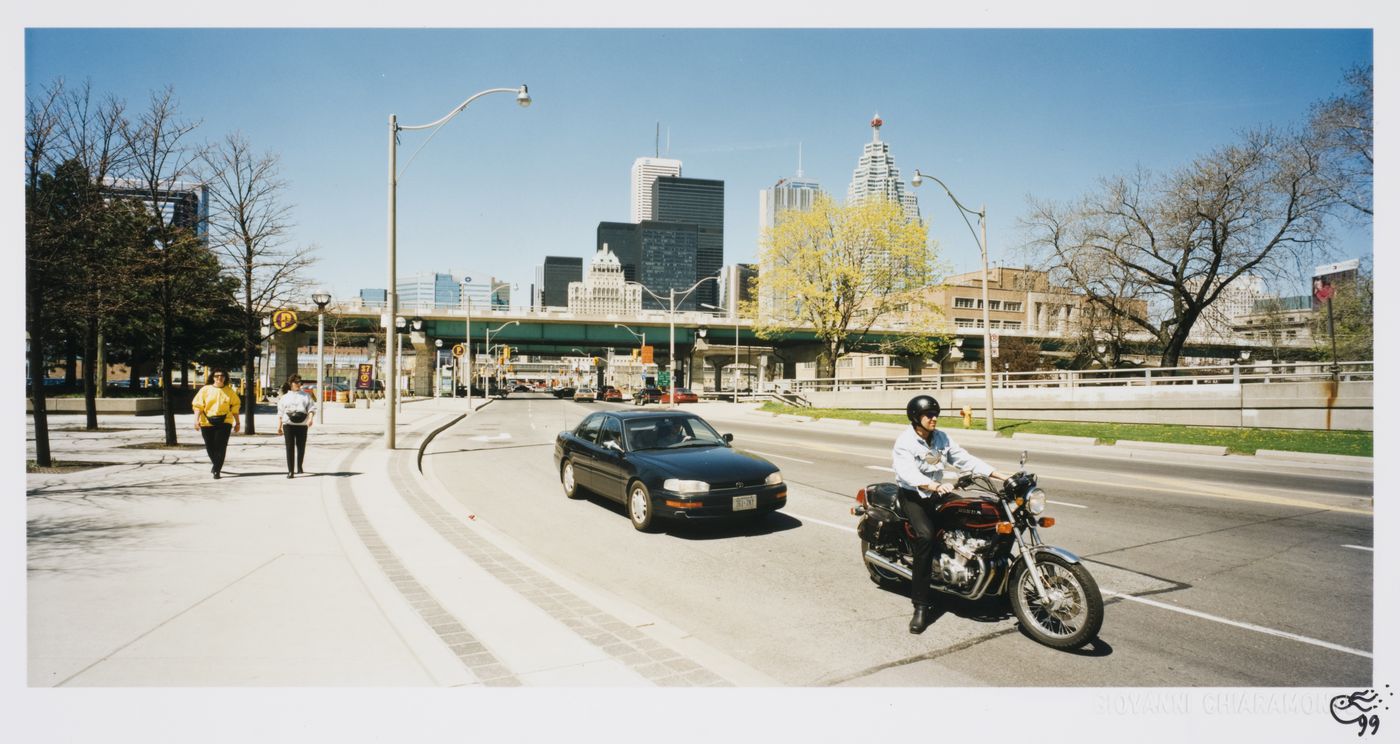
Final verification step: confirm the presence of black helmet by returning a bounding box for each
[906,395,940,424]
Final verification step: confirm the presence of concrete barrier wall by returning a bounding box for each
[802,381,1372,431]
[27,397,165,416]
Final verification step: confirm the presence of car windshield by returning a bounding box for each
[624,416,725,451]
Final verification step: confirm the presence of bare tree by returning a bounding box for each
[56,81,147,430]
[201,132,316,434]
[1310,65,1372,219]
[121,87,207,445]
[26,80,68,466]
[1024,126,1334,369]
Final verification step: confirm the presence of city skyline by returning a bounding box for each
[23,28,1373,308]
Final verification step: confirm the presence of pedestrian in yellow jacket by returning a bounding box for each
[191,369,241,479]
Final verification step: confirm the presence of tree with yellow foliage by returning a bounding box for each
[753,194,946,379]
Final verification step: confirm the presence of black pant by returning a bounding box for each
[283,425,308,473]
[899,489,942,607]
[200,423,233,473]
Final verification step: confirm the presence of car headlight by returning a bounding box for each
[663,479,709,494]
[764,471,783,486]
[1026,488,1047,515]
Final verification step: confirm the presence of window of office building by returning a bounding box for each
[837,358,853,368]
[868,356,886,367]
[987,299,1001,311]
[954,297,975,309]
[1004,301,1022,312]
[954,317,977,328]
[1003,320,1022,330]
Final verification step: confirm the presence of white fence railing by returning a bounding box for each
[781,361,1374,394]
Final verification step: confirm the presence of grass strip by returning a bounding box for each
[755,402,1372,457]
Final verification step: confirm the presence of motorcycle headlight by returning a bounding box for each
[1026,488,1047,516]
[663,478,709,494]
[764,471,783,486]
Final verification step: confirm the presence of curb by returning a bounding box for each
[1112,439,1229,457]
[1252,449,1374,466]
[1008,432,1100,446]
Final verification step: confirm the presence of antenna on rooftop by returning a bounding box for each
[797,142,804,178]
[655,122,659,158]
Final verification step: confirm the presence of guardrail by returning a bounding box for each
[787,360,1374,394]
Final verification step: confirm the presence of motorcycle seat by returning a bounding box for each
[865,482,906,517]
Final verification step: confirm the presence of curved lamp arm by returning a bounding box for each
[912,169,984,253]
[397,85,530,179]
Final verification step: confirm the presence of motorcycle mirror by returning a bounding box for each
[1019,450,1028,468]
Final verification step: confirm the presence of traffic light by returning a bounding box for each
[591,356,599,367]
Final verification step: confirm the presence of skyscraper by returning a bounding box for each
[541,256,583,308]
[568,244,642,315]
[846,113,920,222]
[638,222,700,311]
[759,161,823,323]
[630,157,682,222]
[597,221,642,282]
[654,176,723,309]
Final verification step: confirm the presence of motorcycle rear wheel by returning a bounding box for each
[1009,553,1103,649]
[860,539,905,587]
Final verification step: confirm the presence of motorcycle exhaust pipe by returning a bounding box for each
[864,550,913,580]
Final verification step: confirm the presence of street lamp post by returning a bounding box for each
[633,276,718,409]
[385,83,531,449]
[312,292,331,424]
[912,169,996,432]
[434,338,443,397]
[484,321,519,400]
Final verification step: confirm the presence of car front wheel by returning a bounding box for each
[627,481,656,532]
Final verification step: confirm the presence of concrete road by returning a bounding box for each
[423,395,1373,686]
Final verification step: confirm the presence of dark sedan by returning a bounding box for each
[632,387,664,405]
[553,410,786,531]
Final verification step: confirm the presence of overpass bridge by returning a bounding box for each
[265,300,1314,394]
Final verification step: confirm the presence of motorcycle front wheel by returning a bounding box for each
[1009,553,1104,649]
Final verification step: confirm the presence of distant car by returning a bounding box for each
[597,385,623,402]
[455,385,486,398]
[554,410,786,531]
[632,387,665,405]
[661,388,699,404]
[552,386,576,399]
[573,387,596,402]
[513,383,532,393]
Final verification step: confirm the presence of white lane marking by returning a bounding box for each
[469,433,513,442]
[1102,590,1372,659]
[785,511,858,534]
[1047,500,1088,509]
[866,466,895,473]
[1343,544,1374,552]
[747,450,815,465]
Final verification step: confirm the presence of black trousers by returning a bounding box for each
[899,489,942,607]
[199,423,233,473]
[283,425,308,473]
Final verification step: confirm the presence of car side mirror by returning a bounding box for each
[722,433,734,444]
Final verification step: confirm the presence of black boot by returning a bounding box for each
[909,604,933,635]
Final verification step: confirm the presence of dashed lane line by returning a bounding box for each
[1343,544,1374,552]
[746,450,814,465]
[1102,590,1372,660]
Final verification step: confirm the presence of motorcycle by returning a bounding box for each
[852,451,1104,649]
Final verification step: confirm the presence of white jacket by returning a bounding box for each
[277,390,317,426]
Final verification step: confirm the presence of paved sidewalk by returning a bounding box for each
[26,395,770,687]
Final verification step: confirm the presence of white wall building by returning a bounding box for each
[630,157,683,222]
[845,113,920,222]
[568,244,642,315]
[1188,275,1268,342]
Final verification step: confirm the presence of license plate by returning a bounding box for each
[733,494,757,511]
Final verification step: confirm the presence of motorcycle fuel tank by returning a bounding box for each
[935,496,1003,531]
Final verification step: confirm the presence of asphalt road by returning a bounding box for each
[423,395,1374,686]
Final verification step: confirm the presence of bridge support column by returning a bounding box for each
[272,331,306,391]
[410,332,433,397]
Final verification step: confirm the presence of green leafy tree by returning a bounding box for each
[753,194,945,378]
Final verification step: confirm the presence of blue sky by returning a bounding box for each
[24,27,1372,302]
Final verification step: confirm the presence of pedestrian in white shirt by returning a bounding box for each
[276,374,316,478]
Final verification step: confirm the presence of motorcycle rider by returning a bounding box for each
[893,395,1010,634]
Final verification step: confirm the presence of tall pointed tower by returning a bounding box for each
[846,113,920,222]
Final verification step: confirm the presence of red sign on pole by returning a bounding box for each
[1313,277,1334,302]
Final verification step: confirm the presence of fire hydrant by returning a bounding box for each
[960,405,974,427]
